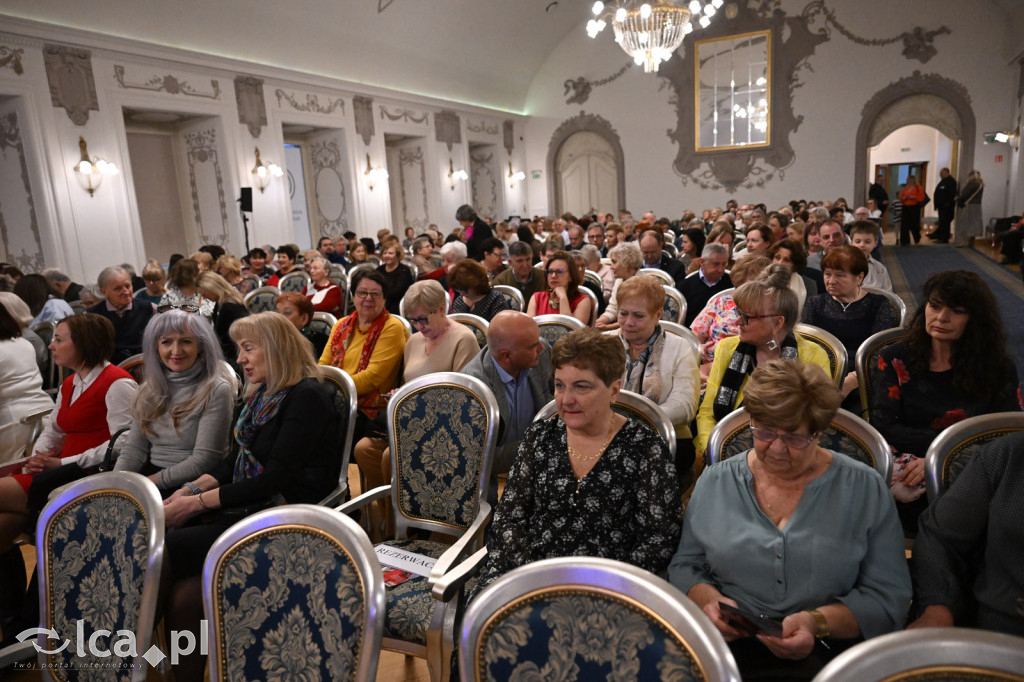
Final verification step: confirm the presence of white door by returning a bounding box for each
[557,131,617,216]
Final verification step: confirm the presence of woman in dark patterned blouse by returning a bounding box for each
[448,258,515,321]
[473,327,682,597]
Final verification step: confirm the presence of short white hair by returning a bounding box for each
[440,241,467,263]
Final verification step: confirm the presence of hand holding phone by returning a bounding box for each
[718,601,784,638]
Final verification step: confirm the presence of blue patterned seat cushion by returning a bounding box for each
[44,492,150,679]
[213,528,367,682]
[476,592,704,681]
[380,538,449,645]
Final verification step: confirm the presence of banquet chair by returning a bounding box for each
[492,285,524,312]
[854,327,905,421]
[117,353,146,383]
[579,287,600,326]
[455,556,741,682]
[449,313,489,348]
[582,269,603,291]
[923,411,1024,502]
[278,269,311,293]
[336,372,499,681]
[316,365,358,507]
[660,320,703,364]
[639,267,674,286]
[534,314,585,346]
[310,311,338,338]
[662,285,687,323]
[863,286,907,326]
[202,504,384,682]
[793,323,847,388]
[242,286,280,314]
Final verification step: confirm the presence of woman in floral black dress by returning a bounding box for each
[473,327,682,596]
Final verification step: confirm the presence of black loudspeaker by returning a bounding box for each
[239,187,253,212]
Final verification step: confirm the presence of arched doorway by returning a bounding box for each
[547,112,625,216]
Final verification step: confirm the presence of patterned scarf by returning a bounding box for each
[328,310,390,417]
[712,333,799,421]
[622,325,665,404]
[233,384,290,482]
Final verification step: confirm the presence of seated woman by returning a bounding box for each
[0,302,53,465]
[410,236,439,275]
[112,310,237,493]
[354,280,477,538]
[319,269,407,441]
[305,256,343,317]
[14,274,74,327]
[870,270,1021,533]
[160,258,215,318]
[525,249,592,325]
[449,258,515,321]
[346,240,369,271]
[214,254,254,296]
[733,222,773,260]
[276,291,329,358]
[197,271,249,371]
[671,360,910,681]
[0,314,136,556]
[377,240,414,315]
[706,220,736,268]
[161,311,341,680]
[473,328,682,597]
[803,246,898,407]
[594,242,642,330]
[679,227,706,274]
[0,292,47,371]
[608,276,700,474]
[135,259,167,306]
[695,265,831,456]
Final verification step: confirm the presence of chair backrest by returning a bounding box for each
[706,287,734,309]
[310,311,338,338]
[534,389,677,458]
[243,285,280,314]
[69,300,86,315]
[202,504,384,682]
[459,556,741,682]
[327,272,349,311]
[582,269,603,291]
[31,320,61,395]
[35,472,164,681]
[492,285,524,312]
[278,269,311,293]
[578,286,599,326]
[387,372,499,537]
[662,285,687,324]
[402,259,418,280]
[639,267,674,286]
[240,273,261,290]
[924,412,1024,502]
[660,321,702,364]
[854,327,905,421]
[117,353,146,384]
[793,322,847,388]
[811,628,1024,682]
[393,314,413,339]
[706,406,892,483]
[449,313,489,348]
[863,286,907,327]
[316,365,358,506]
[663,243,678,258]
[534,314,585,346]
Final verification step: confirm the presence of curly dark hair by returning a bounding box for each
[904,270,1012,398]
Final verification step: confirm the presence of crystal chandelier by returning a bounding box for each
[586,0,723,74]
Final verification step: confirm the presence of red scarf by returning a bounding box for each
[328,310,390,417]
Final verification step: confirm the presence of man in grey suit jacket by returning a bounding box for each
[461,311,552,482]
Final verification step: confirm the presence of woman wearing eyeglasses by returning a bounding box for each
[671,360,910,681]
[526,250,592,325]
[695,265,831,456]
[448,259,515,321]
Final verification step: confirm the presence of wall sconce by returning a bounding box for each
[73,136,119,197]
[507,161,526,187]
[251,147,283,193]
[364,153,389,191]
[448,157,468,190]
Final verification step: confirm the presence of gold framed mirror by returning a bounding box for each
[695,30,771,151]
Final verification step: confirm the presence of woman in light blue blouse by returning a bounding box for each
[669,360,910,681]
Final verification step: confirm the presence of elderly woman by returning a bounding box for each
[595,242,642,330]
[953,170,984,248]
[691,254,771,372]
[305,256,343,317]
[136,259,168,305]
[319,269,406,441]
[161,258,215,317]
[581,244,613,303]
[609,276,700,473]
[276,292,328,358]
[0,292,47,370]
[215,254,254,296]
[377,239,414,315]
[473,328,682,596]
[526,249,592,325]
[803,246,898,403]
[672,360,911,681]
[449,258,515,321]
[162,312,341,679]
[695,265,831,455]
[410,235,438,275]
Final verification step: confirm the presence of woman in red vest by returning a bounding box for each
[0,313,137,555]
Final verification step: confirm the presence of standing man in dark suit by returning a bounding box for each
[932,167,958,244]
[456,204,494,261]
[679,243,732,327]
[869,174,890,220]
[87,266,156,363]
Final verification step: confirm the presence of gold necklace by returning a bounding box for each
[567,414,619,462]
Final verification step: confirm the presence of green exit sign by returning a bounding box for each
[900,147,911,152]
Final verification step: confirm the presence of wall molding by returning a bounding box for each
[113,65,221,99]
[275,88,345,114]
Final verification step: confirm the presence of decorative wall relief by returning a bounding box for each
[234,76,267,138]
[113,65,221,100]
[435,110,461,151]
[398,146,429,231]
[470,149,498,221]
[184,128,229,245]
[0,110,43,272]
[802,1,951,64]
[563,62,632,106]
[275,89,345,115]
[466,120,499,135]
[309,138,349,235]
[0,46,24,75]
[353,95,374,145]
[43,44,99,126]
[380,105,428,124]
[503,120,515,156]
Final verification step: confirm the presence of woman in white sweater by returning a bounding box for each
[0,303,53,464]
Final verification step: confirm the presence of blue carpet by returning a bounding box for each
[881,243,1024,377]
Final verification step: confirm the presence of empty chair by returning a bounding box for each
[533,313,585,346]
[242,285,280,314]
[202,504,384,682]
[923,411,1024,502]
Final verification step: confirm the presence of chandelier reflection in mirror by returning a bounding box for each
[586,0,723,74]
[695,30,771,150]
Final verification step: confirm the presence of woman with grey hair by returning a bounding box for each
[0,291,47,369]
[410,235,438,274]
[953,169,984,247]
[595,242,642,330]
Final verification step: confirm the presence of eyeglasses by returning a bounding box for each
[157,304,200,313]
[750,422,817,449]
[353,290,382,300]
[546,268,567,276]
[406,315,431,326]
[735,310,779,325]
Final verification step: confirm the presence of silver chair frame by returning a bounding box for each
[660,320,702,364]
[662,284,688,324]
[534,314,585,345]
[854,327,905,421]
[310,311,338,338]
[242,285,280,314]
[492,285,524,312]
[448,313,489,348]
[794,322,848,388]
[923,411,1024,502]
[316,365,358,507]
[639,267,674,286]
[863,286,907,326]
[278,269,311,293]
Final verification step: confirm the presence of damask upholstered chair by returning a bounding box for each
[278,269,311,294]
[316,365,358,507]
[793,323,847,388]
[705,406,892,483]
[855,327,905,421]
[457,556,741,682]
[242,285,279,314]
[311,311,339,339]
[202,504,384,682]
[31,472,164,682]
[448,313,489,349]
[337,372,499,682]
[639,267,674,286]
[662,285,688,324]
[923,411,1024,502]
[660,320,703,364]
[117,353,146,383]
[811,628,1024,682]
[534,314,585,346]
[492,285,524,312]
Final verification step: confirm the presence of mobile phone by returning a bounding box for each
[718,602,784,638]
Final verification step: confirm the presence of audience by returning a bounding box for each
[849,221,893,290]
[90,265,157,363]
[377,240,414,315]
[161,258,215,318]
[492,240,545,304]
[0,292,48,370]
[595,242,642,330]
[135,259,167,305]
[196,271,249,371]
[679,242,733,327]
[214,254,254,296]
[265,244,299,287]
[41,268,82,303]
